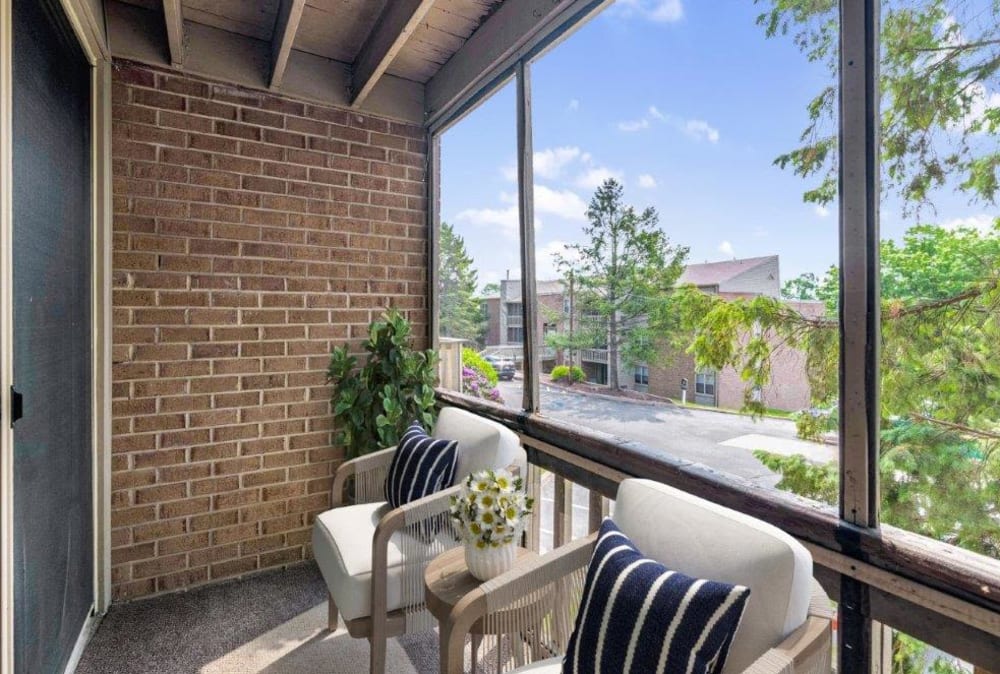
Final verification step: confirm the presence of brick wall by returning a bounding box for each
[110,61,427,600]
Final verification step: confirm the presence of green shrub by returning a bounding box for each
[462,348,498,387]
[551,365,585,383]
[327,309,437,459]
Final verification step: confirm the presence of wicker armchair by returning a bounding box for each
[312,407,524,674]
[445,479,835,674]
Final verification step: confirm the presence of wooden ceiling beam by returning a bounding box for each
[351,0,437,107]
[162,0,185,68]
[269,0,306,90]
[425,0,614,130]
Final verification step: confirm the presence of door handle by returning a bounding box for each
[9,386,22,428]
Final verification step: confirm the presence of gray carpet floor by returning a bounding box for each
[76,562,439,674]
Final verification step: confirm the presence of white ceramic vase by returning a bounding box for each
[465,540,517,581]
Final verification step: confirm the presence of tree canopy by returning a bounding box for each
[756,0,1000,211]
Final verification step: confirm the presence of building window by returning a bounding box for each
[695,371,716,396]
[543,322,557,335]
[634,365,649,386]
[507,327,524,343]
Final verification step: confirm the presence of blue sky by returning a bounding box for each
[440,0,994,292]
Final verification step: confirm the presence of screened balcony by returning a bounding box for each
[0,1,998,673]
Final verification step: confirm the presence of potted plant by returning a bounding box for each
[450,469,534,581]
[327,308,438,459]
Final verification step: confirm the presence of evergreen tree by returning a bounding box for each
[556,179,688,389]
[438,221,486,343]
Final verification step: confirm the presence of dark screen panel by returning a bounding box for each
[11,0,93,671]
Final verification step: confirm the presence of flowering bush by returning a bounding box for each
[462,347,498,386]
[450,469,534,549]
[461,366,504,404]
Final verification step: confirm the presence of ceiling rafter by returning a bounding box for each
[351,0,438,107]
[162,0,185,68]
[269,0,306,90]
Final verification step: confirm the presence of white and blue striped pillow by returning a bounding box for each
[384,421,458,509]
[563,518,750,674]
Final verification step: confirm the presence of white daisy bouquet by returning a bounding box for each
[450,469,534,549]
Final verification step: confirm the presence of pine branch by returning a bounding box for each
[909,414,1000,441]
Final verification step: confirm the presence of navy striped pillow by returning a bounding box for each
[384,421,458,509]
[563,518,750,674]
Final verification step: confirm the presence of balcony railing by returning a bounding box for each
[580,348,608,364]
[436,389,1000,671]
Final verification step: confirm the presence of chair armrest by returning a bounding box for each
[331,446,396,507]
[442,533,598,674]
[368,484,464,651]
[374,483,463,538]
[742,581,834,674]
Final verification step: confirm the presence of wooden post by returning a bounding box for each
[553,475,573,548]
[837,0,881,671]
[588,490,606,533]
[516,59,540,413]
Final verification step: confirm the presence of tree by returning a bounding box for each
[781,272,820,300]
[555,179,688,389]
[678,221,1000,561]
[438,221,486,343]
[756,0,1000,211]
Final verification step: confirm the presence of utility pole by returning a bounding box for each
[567,270,575,385]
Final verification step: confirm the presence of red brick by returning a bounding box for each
[110,64,423,601]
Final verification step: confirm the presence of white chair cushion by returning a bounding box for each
[312,501,450,622]
[614,479,813,674]
[434,407,524,483]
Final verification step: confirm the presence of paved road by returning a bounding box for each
[497,379,835,487]
[500,379,836,550]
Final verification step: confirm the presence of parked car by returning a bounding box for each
[484,354,516,381]
[496,360,516,381]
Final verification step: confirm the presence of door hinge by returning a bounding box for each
[10,386,23,428]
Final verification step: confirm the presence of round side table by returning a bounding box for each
[425,546,546,673]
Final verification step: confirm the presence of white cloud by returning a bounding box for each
[456,205,520,239]
[617,107,720,144]
[682,119,720,143]
[501,146,596,181]
[942,214,997,233]
[814,205,830,218]
[533,146,584,180]
[638,174,657,189]
[574,167,624,191]
[568,99,580,112]
[535,185,588,221]
[718,240,735,257]
[617,118,650,132]
[615,0,684,23]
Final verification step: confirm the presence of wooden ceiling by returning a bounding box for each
[111,0,502,102]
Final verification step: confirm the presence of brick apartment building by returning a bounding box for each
[482,255,824,412]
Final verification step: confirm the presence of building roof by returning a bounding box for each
[678,255,778,288]
[481,279,564,300]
